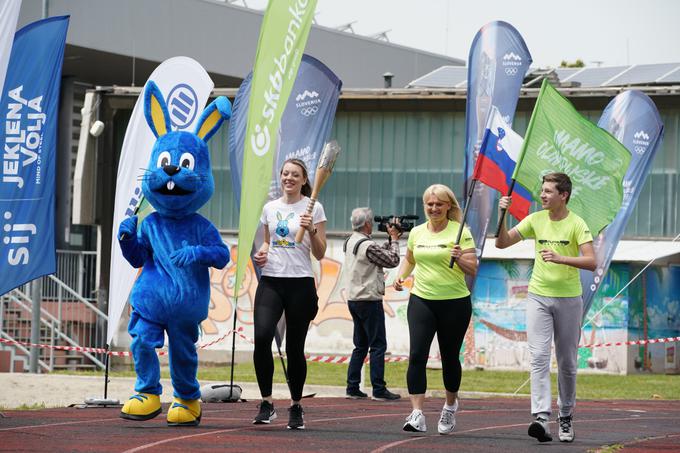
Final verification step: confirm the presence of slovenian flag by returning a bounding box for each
[472,106,531,220]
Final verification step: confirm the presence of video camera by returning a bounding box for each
[374,215,419,233]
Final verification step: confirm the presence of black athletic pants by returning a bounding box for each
[406,293,472,394]
[253,276,318,401]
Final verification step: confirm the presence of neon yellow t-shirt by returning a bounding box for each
[407,220,474,300]
[515,210,593,297]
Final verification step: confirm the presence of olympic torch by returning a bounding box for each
[295,140,341,243]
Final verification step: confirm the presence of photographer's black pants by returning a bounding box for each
[406,293,471,394]
[253,276,318,401]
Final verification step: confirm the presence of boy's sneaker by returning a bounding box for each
[345,388,368,399]
[402,409,427,432]
[372,389,401,401]
[287,403,305,430]
[528,417,552,442]
[558,415,575,442]
[253,400,277,424]
[437,399,459,435]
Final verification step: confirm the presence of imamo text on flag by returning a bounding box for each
[513,80,632,235]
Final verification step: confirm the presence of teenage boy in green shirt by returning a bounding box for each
[496,172,596,443]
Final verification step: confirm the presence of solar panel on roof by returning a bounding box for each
[606,63,680,85]
[566,66,628,87]
[407,66,467,88]
[658,66,680,83]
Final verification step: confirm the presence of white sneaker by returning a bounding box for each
[403,409,427,432]
[528,417,552,442]
[437,399,459,434]
[558,415,574,442]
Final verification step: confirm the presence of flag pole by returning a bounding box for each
[494,179,517,237]
[449,178,477,268]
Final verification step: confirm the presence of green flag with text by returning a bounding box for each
[513,80,632,235]
[234,0,317,297]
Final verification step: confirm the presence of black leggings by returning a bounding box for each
[253,276,318,401]
[406,293,472,394]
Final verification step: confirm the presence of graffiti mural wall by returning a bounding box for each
[203,236,678,373]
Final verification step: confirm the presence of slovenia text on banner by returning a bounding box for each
[0,16,69,296]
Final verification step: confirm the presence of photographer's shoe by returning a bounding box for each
[372,389,401,401]
[346,388,368,399]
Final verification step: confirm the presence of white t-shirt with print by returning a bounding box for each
[260,197,327,278]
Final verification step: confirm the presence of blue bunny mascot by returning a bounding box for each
[118,81,231,426]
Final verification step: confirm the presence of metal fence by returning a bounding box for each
[0,250,104,372]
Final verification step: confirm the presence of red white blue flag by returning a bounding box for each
[473,106,531,221]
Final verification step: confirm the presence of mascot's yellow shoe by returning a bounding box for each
[167,398,202,426]
[120,393,162,421]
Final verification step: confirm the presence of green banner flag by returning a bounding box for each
[513,80,632,235]
[234,0,317,296]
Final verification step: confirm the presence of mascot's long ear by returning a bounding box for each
[144,81,172,138]
[195,96,232,142]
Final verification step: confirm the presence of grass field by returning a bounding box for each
[60,360,680,400]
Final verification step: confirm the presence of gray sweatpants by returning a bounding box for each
[526,292,583,418]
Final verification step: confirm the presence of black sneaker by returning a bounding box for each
[372,389,401,401]
[345,388,368,399]
[253,400,277,424]
[528,417,552,442]
[287,403,305,430]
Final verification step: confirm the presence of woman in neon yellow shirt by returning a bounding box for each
[394,184,477,434]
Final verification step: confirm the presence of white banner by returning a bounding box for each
[0,0,21,95]
[107,57,213,343]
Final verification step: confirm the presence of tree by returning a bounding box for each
[560,59,585,68]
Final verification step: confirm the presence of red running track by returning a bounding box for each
[1,397,679,452]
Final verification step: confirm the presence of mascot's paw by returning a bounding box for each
[167,398,202,426]
[120,393,162,421]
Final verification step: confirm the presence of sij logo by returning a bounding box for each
[3,211,36,266]
[165,84,198,130]
[125,186,143,217]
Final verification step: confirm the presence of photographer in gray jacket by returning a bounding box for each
[343,207,401,401]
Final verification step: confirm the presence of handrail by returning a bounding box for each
[0,330,50,372]
[46,275,107,320]
[4,290,106,369]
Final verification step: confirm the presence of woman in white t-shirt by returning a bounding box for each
[250,158,327,430]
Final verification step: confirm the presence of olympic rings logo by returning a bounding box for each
[299,105,319,117]
[505,67,518,76]
[634,145,646,155]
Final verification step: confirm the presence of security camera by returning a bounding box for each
[89,120,105,137]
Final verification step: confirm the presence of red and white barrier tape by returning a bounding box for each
[2,334,678,362]
[0,327,253,357]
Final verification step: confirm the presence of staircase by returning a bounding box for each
[0,251,107,373]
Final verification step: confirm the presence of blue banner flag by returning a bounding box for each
[581,91,664,320]
[0,16,69,296]
[229,54,342,210]
[463,21,531,287]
